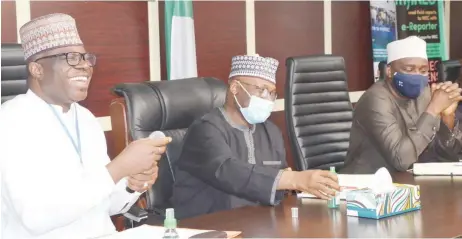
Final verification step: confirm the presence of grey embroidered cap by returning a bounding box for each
[19,13,83,61]
[229,54,279,83]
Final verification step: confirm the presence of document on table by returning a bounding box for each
[413,162,462,176]
[96,225,241,239]
[297,174,373,200]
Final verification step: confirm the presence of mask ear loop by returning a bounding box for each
[233,94,243,108]
[236,81,252,97]
[234,81,252,108]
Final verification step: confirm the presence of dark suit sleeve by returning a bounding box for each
[177,121,281,205]
[432,119,462,162]
[268,123,288,205]
[355,94,439,171]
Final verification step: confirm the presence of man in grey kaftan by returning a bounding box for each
[342,36,462,174]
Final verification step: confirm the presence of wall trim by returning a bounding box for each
[98,116,112,132]
[99,91,366,131]
[323,0,332,54]
[245,0,256,55]
[148,0,161,81]
[15,0,31,43]
[445,0,450,58]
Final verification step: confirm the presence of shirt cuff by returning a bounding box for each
[118,178,144,213]
[269,170,284,205]
[416,112,439,142]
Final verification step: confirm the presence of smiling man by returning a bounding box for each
[172,55,340,219]
[342,36,462,174]
[0,13,172,239]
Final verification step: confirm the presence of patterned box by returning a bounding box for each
[346,183,421,219]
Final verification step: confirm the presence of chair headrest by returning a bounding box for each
[112,77,227,140]
[437,60,461,83]
[1,43,28,104]
[286,55,346,74]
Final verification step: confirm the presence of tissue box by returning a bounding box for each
[346,183,421,219]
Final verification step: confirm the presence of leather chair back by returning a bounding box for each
[1,43,28,103]
[111,77,227,215]
[437,59,461,83]
[285,55,352,171]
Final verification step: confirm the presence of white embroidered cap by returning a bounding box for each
[19,13,83,61]
[387,36,427,64]
[229,54,279,84]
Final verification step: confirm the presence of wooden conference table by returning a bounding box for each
[158,173,462,238]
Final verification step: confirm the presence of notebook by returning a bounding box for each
[413,162,462,176]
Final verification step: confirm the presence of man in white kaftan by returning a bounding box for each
[0,13,171,239]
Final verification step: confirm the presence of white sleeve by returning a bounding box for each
[1,108,115,236]
[108,178,143,216]
[88,111,142,216]
[2,144,116,236]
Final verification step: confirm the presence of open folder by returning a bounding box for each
[413,162,462,175]
[97,225,241,239]
[297,174,373,200]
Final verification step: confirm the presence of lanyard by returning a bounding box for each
[48,104,82,163]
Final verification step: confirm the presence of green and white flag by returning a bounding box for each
[165,0,197,80]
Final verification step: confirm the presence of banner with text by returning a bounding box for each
[369,1,397,81]
[369,0,447,83]
[395,0,447,83]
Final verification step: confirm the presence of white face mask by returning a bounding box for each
[234,81,275,124]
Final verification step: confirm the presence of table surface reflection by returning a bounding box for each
[170,173,462,238]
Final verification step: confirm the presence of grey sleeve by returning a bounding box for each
[356,95,439,171]
[177,121,281,205]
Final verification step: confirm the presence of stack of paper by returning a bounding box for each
[413,162,462,175]
[297,174,373,200]
[96,225,241,239]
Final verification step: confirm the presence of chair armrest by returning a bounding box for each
[109,97,131,157]
[123,205,149,223]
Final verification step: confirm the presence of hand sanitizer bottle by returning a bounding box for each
[327,166,340,208]
[163,208,179,239]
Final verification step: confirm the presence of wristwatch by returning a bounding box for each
[126,182,149,194]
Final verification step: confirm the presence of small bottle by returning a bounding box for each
[327,166,340,208]
[163,208,179,239]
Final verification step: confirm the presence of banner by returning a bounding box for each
[395,0,447,83]
[369,0,447,83]
[369,1,398,81]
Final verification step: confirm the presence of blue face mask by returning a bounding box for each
[392,72,429,99]
[234,82,275,124]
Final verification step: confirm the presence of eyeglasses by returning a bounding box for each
[35,52,97,67]
[239,81,278,100]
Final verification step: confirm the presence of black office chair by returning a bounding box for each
[110,77,227,227]
[437,59,461,83]
[378,60,387,81]
[285,55,353,171]
[1,43,29,103]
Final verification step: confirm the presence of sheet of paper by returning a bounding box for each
[297,174,374,199]
[413,162,462,175]
[96,225,241,239]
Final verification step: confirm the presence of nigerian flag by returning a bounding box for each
[165,0,197,80]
